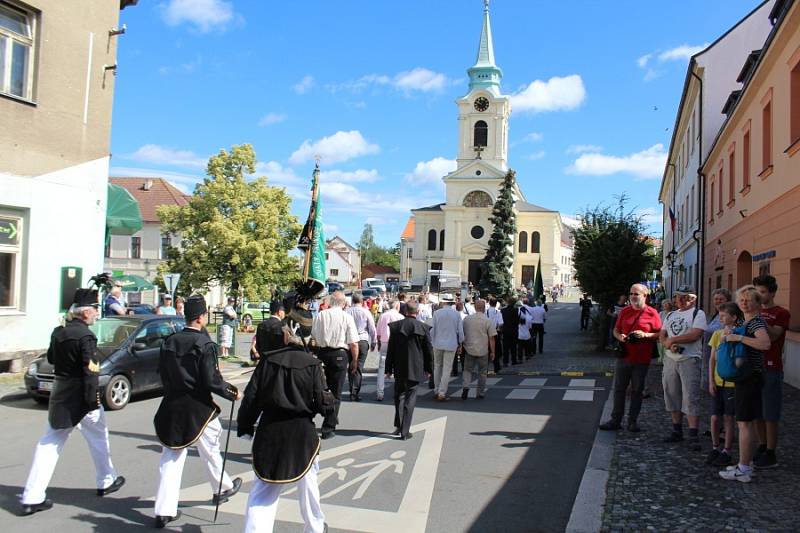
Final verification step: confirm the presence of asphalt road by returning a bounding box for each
[0,303,610,533]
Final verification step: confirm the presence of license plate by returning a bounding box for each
[38,381,53,391]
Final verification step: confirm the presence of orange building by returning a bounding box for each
[702,0,800,385]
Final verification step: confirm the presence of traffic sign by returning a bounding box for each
[163,273,181,296]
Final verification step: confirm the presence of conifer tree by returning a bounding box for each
[479,169,517,297]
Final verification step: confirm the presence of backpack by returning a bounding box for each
[715,326,747,381]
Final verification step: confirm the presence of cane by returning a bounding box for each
[213,398,236,523]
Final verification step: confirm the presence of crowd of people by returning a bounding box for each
[597,275,790,484]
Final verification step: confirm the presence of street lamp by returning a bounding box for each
[666,249,678,295]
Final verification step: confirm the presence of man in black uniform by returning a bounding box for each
[152,295,242,528]
[579,294,593,331]
[253,300,287,362]
[20,289,125,516]
[500,296,520,365]
[237,323,332,532]
[385,301,433,440]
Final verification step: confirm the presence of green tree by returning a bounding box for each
[157,144,301,301]
[357,224,400,272]
[572,199,651,311]
[479,169,517,297]
[358,223,376,263]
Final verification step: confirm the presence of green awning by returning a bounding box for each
[106,183,143,236]
[115,274,154,292]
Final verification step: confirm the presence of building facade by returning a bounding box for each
[702,0,800,386]
[325,236,360,285]
[659,0,775,297]
[401,2,563,292]
[0,0,136,370]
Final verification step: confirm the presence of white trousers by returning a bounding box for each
[244,458,325,533]
[433,349,456,396]
[22,407,117,505]
[377,345,388,394]
[154,417,234,517]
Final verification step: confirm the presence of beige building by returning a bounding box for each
[0,0,136,370]
[400,3,563,291]
[701,0,800,386]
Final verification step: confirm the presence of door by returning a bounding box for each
[131,320,175,390]
[522,265,535,287]
[468,260,482,286]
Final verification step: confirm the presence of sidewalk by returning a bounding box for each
[600,364,800,532]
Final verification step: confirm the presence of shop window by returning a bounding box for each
[0,213,22,309]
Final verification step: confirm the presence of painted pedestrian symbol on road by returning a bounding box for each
[320,451,406,500]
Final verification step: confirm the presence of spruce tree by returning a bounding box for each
[479,169,517,297]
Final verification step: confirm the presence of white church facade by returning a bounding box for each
[400,1,567,292]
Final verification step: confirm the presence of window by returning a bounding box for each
[518,231,527,253]
[473,120,488,147]
[690,185,695,223]
[743,127,751,189]
[104,239,111,258]
[718,164,724,214]
[324,252,329,260]
[430,262,442,271]
[470,225,484,239]
[691,111,696,153]
[329,268,339,276]
[427,229,437,251]
[758,262,771,277]
[0,214,22,309]
[0,2,35,100]
[762,97,773,171]
[531,231,541,253]
[131,236,141,259]
[728,145,736,205]
[135,321,175,349]
[439,230,445,251]
[791,58,800,147]
[709,177,715,222]
[160,235,171,259]
[463,190,492,207]
[406,248,412,259]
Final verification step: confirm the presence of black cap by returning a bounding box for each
[269,300,284,314]
[184,295,207,321]
[73,288,99,307]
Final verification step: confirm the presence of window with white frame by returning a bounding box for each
[0,2,36,100]
[0,213,23,309]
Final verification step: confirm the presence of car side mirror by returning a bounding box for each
[132,342,147,351]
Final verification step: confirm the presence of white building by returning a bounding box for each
[325,236,360,285]
[400,2,563,291]
[659,0,775,297]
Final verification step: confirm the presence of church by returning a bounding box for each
[399,1,572,292]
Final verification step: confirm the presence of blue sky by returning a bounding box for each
[111,0,765,247]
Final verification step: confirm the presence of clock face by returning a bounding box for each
[474,97,490,112]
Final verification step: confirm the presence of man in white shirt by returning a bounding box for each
[486,298,504,372]
[375,300,404,401]
[530,301,547,354]
[417,294,433,323]
[311,291,359,439]
[430,297,464,401]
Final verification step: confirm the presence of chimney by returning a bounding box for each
[143,178,153,191]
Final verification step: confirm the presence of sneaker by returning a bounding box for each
[376,393,384,402]
[754,450,778,469]
[705,449,721,465]
[662,432,684,443]
[719,465,752,483]
[714,450,733,467]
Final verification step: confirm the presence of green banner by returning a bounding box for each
[0,217,19,245]
[308,195,326,285]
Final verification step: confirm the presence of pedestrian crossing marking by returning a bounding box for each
[505,388,540,400]
[519,378,548,387]
[562,390,595,402]
[568,378,596,388]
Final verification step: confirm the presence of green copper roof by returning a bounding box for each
[468,0,502,92]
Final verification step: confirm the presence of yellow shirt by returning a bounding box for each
[708,330,735,388]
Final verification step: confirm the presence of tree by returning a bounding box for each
[358,224,376,262]
[479,169,517,297]
[157,144,301,301]
[357,224,400,272]
[572,199,651,311]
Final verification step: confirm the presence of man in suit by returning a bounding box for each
[500,297,520,365]
[253,300,287,363]
[385,301,433,440]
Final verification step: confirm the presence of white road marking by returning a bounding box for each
[568,379,596,388]
[519,378,548,387]
[505,389,540,400]
[562,390,595,401]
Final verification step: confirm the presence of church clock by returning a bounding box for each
[474,96,489,112]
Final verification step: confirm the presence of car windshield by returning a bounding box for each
[90,318,141,349]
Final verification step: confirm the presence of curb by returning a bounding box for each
[565,378,615,533]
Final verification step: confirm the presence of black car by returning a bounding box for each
[24,315,185,410]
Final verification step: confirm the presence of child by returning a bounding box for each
[706,301,743,466]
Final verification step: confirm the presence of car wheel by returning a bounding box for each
[104,375,131,410]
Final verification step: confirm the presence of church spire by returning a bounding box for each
[468,0,502,93]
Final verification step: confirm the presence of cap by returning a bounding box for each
[439,293,454,303]
[675,285,697,297]
[73,288,100,308]
[163,294,173,300]
[184,295,208,321]
[269,300,284,314]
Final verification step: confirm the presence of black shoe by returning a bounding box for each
[663,432,684,443]
[627,422,641,433]
[97,475,125,496]
[428,381,435,389]
[401,432,413,440]
[321,431,336,440]
[21,499,53,516]
[353,395,361,402]
[461,388,469,400]
[754,450,779,469]
[213,477,242,505]
[753,444,767,463]
[598,421,621,431]
[714,450,733,467]
[450,371,458,377]
[688,437,702,452]
[705,448,721,465]
[392,428,401,436]
[155,510,181,529]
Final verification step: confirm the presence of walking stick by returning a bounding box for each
[213,398,236,523]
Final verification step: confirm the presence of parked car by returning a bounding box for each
[24,315,185,410]
[399,281,412,291]
[128,304,156,315]
[326,281,345,293]
[238,301,270,322]
[356,288,380,300]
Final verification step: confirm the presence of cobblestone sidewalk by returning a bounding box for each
[602,364,800,532]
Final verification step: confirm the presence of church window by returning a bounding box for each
[518,231,527,253]
[427,229,437,251]
[474,120,488,147]
[463,190,492,208]
[531,232,541,253]
[439,230,445,251]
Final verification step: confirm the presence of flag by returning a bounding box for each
[297,163,326,298]
[668,207,677,232]
[534,256,544,300]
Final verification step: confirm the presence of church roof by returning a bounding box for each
[468,0,502,92]
[412,203,445,212]
[401,217,416,240]
[517,201,557,213]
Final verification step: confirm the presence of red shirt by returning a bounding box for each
[615,305,662,364]
[760,305,790,371]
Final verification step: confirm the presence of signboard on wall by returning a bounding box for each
[0,217,19,245]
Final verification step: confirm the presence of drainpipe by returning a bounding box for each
[666,162,677,298]
[691,67,705,309]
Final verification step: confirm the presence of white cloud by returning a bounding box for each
[323,223,339,234]
[528,151,546,161]
[510,75,586,113]
[658,44,709,62]
[293,75,315,95]
[125,144,207,169]
[258,113,287,126]
[566,144,603,155]
[289,130,379,165]
[366,216,395,226]
[566,143,667,180]
[160,0,235,32]
[321,182,435,216]
[109,166,203,194]
[404,157,457,185]
[637,53,653,68]
[320,169,381,183]
[255,161,303,185]
[328,68,457,95]
[635,207,663,228]
[524,132,544,142]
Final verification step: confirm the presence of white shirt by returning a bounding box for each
[417,302,433,323]
[430,306,464,351]
[486,306,504,328]
[530,305,546,324]
[311,306,359,349]
[518,309,533,340]
[664,306,707,359]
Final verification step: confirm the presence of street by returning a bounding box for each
[0,304,611,532]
